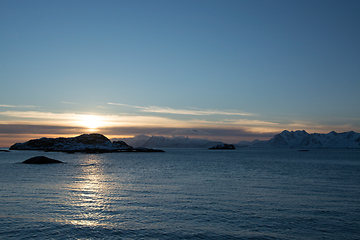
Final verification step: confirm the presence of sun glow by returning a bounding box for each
[80,115,104,130]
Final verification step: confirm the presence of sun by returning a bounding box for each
[80,115,103,130]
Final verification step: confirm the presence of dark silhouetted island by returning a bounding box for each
[209,143,235,150]
[10,133,164,153]
[22,156,64,164]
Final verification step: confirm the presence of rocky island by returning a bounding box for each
[22,156,64,164]
[10,133,165,153]
[209,143,235,150]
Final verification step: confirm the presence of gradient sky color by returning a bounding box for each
[1,0,360,146]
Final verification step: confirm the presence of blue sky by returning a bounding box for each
[1,0,360,146]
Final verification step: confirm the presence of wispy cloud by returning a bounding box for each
[0,111,80,121]
[108,102,254,116]
[141,106,253,116]
[0,105,15,108]
[0,104,35,108]
[108,102,143,109]
[61,101,80,105]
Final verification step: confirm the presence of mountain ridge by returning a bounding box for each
[114,130,360,149]
[113,135,225,148]
[253,130,360,148]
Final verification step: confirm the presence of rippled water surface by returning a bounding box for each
[1,148,359,239]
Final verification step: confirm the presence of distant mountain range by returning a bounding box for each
[253,130,360,149]
[114,130,360,149]
[113,135,225,148]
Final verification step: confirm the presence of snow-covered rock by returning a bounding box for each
[10,133,128,151]
[9,133,165,152]
[253,130,360,148]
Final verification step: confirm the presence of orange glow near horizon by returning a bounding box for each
[1,110,359,148]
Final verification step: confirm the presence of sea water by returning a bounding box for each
[0,148,359,239]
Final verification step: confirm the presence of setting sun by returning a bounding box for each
[80,115,103,130]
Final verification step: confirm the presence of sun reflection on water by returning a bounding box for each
[66,156,111,228]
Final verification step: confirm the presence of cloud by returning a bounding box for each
[142,106,253,116]
[108,102,254,116]
[0,111,79,120]
[0,109,254,130]
[0,111,86,127]
[0,124,83,134]
[0,110,197,128]
[61,101,80,105]
[107,102,143,109]
[0,104,35,108]
[0,105,16,108]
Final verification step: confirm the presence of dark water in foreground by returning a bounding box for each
[0,148,359,239]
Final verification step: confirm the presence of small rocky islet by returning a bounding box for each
[10,133,165,153]
[22,156,64,164]
[209,143,235,150]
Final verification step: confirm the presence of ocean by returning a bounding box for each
[0,148,359,239]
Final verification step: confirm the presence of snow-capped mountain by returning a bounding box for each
[253,130,360,148]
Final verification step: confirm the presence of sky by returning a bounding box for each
[1,0,360,147]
